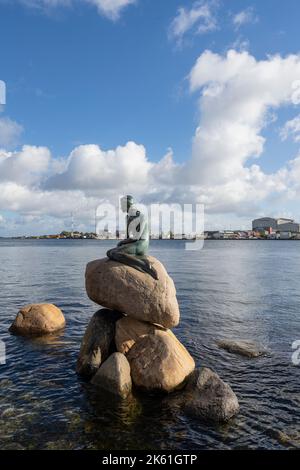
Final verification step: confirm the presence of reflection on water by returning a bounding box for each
[0,239,299,449]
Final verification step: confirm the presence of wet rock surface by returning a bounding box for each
[91,352,132,398]
[217,339,268,358]
[115,316,167,354]
[85,256,180,328]
[9,304,65,336]
[76,309,122,378]
[127,330,195,392]
[184,367,240,423]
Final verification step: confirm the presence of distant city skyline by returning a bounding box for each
[4,214,300,241]
[1,1,300,236]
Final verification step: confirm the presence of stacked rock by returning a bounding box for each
[77,256,194,394]
[77,255,239,422]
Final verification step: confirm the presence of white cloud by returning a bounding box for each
[0,117,23,148]
[20,0,71,8]
[188,49,300,194]
[233,7,258,29]
[280,115,300,142]
[87,0,136,20]
[0,181,90,215]
[169,1,217,44]
[0,145,50,185]
[45,141,151,191]
[229,36,250,52]
[19,0,135,19]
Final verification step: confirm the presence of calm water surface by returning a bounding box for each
[0,239,299,450]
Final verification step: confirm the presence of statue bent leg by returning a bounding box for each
[106,240,159,280]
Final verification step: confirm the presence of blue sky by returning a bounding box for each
[1,0,300,235]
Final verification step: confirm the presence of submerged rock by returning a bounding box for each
[85,256,180,329]
[184,367,239,423]
[91,352,132,398]
[1,407,17,418]
[0,442,26,450]
[76,309,122,378]
[0,379,13,388]
[217,339,267,358]
[115,316,166,354]
[267,429,300,449]
[9,304,65,336]
[44,440,74,450]
[127,330,195,392]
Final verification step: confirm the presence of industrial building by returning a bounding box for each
[252,217,300,234]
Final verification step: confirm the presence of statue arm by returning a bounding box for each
[138,213,148,240]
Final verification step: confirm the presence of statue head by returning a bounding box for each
[120,195,134,213]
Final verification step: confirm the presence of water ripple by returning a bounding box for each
[0,239,299,449]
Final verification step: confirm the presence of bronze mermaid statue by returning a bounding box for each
[106,195,158,280]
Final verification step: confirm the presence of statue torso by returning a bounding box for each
[127,208,149,241]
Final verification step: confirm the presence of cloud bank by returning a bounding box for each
[2,49,300,234]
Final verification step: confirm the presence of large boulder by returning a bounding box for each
[76,309,122,378]
[184,367,239,423]
[91,352,132,398]
[85,256,180,329]
[115,316,166,354]
[9,304,65,336]
[127,330,195,392]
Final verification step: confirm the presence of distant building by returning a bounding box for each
[279,231,292,240]
[277,221,300,232]
[236,231,248,239]
[223,230,236,239]
[252,217,300,233]
[204,231,222,239]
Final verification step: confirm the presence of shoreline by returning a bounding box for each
[1,237,300,241]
